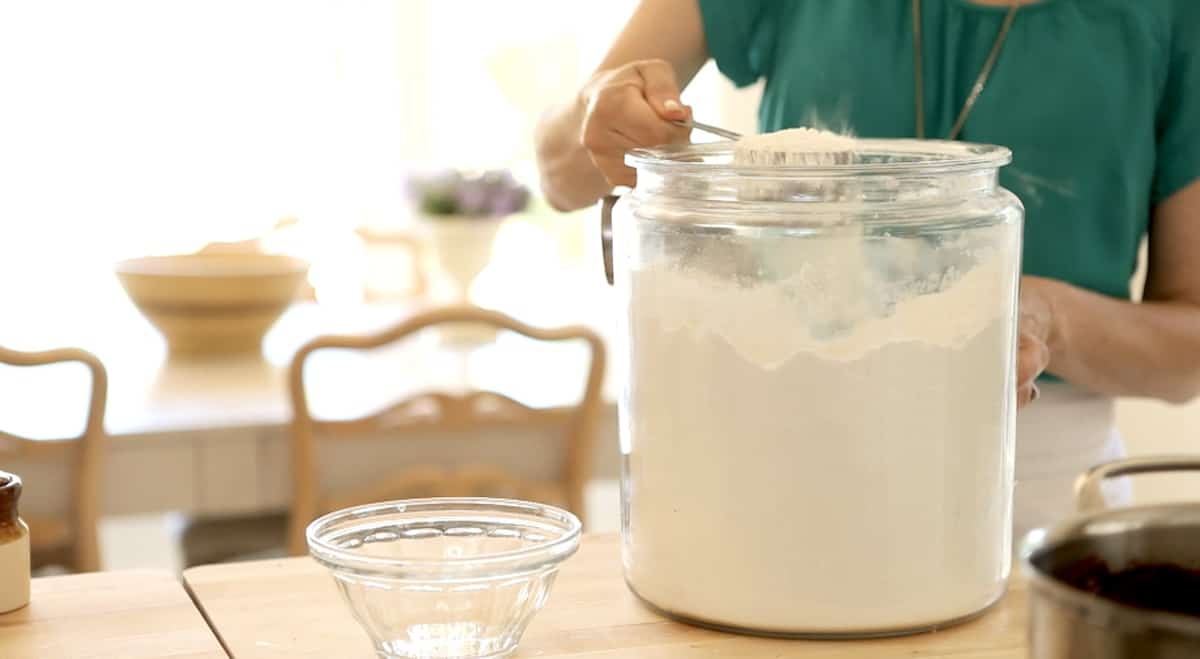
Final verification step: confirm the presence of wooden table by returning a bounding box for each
[0,569,226,658]
[184,533,1027,658]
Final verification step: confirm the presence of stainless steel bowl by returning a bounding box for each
[1022,455,1200,659]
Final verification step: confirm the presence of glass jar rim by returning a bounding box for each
[627,139,1012,178]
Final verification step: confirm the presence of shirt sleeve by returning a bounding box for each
[697,0,782,88]
[1153,2,1200,202]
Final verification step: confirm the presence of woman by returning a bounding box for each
[535,0,1200,537]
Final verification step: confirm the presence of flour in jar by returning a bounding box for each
[621,235,1018,632]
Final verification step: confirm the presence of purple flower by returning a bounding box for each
[454,178,493,215]
[487,185,530,216]
[406,168,531,218]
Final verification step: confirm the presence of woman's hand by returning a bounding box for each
[1018,276,1056,408]
[579,59,693,187]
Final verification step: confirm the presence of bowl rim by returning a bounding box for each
[114,253,309,278]
[305,497,582,577]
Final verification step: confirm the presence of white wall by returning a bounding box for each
[1117,400,1200,502]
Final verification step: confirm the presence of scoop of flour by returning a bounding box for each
[733,127,859,166]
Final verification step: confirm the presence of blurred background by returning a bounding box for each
[0,0,761,575]
[0,0,1193,575]
[0,0,757,313]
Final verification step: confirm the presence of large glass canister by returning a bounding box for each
[611,140,1023,637]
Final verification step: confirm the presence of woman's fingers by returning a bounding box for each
[1017,333,1050,386]
[1015,276,1058,409]
[1017,382,1040,408]
[635,60,687,120]
[1016,331,1050,408]
[580,59,693,187]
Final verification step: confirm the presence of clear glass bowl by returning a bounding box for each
[307,498,582,659]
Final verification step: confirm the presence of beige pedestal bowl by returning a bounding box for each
[115,253,309,357]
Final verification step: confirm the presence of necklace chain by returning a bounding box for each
[912,0,1021,140]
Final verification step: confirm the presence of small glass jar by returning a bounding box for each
[0,471,31,614]
[611,140,1022,637]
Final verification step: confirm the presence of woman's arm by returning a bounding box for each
[1027,179,1200,403]
[534,0,709,211]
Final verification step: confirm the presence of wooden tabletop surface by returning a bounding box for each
[183,533,1027,658]
[0,569,226,658]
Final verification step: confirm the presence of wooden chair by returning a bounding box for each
[355,225,429,301]
[0,346,106,572]
[285,305,605,555]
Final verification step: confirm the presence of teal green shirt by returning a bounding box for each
[699,0,1200,300]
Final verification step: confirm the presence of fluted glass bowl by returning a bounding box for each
[307,498,582,659]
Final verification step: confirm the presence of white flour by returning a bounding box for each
[621,236,1017,633]
[733,127,857,167]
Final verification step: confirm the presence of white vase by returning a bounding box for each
[423,215,504,301]
[422,215,505,344]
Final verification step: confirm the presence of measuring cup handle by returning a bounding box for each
[600,194,618,286]
[1074,454,1200,513]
